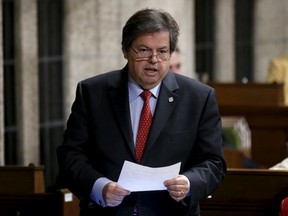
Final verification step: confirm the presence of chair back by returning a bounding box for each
[279,197,288,216]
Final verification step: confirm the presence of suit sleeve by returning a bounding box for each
[57,82,102,202]
[183,88,226,207]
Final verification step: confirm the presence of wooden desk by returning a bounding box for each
[208,82,288,167]
[0,192,61,216]
[200,169,288,216]
[0,166,80,216]
[0,190,79,216]
[0,165,45,194]
[219,105,288,167]
[208,82,284,106]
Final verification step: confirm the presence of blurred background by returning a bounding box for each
[1,0,288,189]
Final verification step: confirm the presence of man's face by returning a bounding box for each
[169,51,181,73]
[123,31,171,89]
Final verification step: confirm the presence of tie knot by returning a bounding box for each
[140,90,152,101]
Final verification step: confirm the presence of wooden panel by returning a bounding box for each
[251,129,286,167]
[0,193,61,216]
[0,166,45,194]
[217,105,288,167]
[223,149,244,168]
[208,82,284,106]
[0,167,80,216]
[207,82,288,167]
[59,189,80,216]
[0,190,80,216]
[200,169,288,216]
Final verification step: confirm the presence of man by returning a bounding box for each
[169,47,182,73]
[57,8,226,216]
[267,55,288,105]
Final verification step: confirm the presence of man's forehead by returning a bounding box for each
[132,31,170,47]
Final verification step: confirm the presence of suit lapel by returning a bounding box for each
[108,69,135,155]
[143,72,179,158]
[108,70,180,162]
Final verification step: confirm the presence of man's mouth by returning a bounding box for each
[145,68,158,72]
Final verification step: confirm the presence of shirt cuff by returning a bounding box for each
[90,177,112,207]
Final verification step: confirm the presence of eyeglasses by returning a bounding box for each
[131,47,171,61]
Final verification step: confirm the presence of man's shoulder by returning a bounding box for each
[78,69,128,91]
[82,70,122,84]
[271,55,288,63]
[174,73,213,92]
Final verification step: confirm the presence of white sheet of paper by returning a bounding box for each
[117,160,181,192]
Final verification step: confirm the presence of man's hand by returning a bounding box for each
[164,175,190,202]
[102,182,131,207]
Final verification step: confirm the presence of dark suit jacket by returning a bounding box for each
[57,65,226,216]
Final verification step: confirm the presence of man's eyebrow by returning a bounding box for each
[136,44,169,49]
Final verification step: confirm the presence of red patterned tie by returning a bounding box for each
[135,90,152,163]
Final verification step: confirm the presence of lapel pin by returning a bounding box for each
[168,97,174,103]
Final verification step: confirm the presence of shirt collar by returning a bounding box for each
[128,75,161,103]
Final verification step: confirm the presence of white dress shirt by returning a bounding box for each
[90,75,161,207]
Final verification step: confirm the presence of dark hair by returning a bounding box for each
[122,8,179,53]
